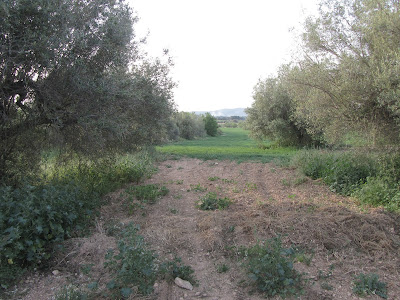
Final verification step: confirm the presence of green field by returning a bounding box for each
[157,128,296,163]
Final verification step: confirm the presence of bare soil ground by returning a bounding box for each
[9,158,400,300]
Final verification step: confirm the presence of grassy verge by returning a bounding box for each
[157,128,296,163]
[292,149,400,211]
[0,151,155,290]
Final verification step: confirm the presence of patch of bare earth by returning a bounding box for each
[9,158,400,300]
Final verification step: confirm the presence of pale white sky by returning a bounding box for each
[128,0,319,112]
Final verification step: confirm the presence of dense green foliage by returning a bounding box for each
[246,0,400,146]
[203,112,219,137]
[0,0,175,184]
[158,127,296,163]
[245,77,317,146]
[170,112,206,140]
[242,236,303,297]
[0,152,154,289]
[293,150,400,211]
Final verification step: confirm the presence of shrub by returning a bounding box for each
[197,192,231,210]
[243,236,303,297]
[0,181,96,288]
[353,177,400,211]
[203,113,219,137]
[353,273,387,299]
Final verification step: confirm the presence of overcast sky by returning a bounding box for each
[128,0,319,112]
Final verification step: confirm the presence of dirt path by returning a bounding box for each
[15,159,400,300]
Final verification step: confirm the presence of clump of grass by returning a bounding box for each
[216,263,229,273]
[197,192,231,210]
[353,273,387,299]
[125,184,169,204]
[241,236,303,298]
[208,176,220,181]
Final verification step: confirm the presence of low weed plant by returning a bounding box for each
[161,257,197,286]
[197,192,231,210]
[241,236,303,298]
[353,273,387,299]
[105,223,158,297]
[125,184,169,204]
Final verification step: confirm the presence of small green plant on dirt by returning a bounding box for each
[125,184,169,204]
[81,263,95,276]
[221,178,236,184]
[293,249,314,266]
[317,264,335,290]
[173,194,183,200]
[281,179,291,187]
[243,236,303,298]
[208,176,220,181]
[177,167,184,170]
[245,182,257,191]
[105,223,158,297]
[161,257,198,286]
[166,164,172,168]
[176,180,184,185]
[216,263,230,273]
[232,186,240,193]
[189,183,208,192]
[353,273,387,299]
[197,192,232,210]
[170,208,178,214]
[294,176,308,186]
[54,285,88,300]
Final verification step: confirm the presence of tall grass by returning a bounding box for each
[292,149,400,211]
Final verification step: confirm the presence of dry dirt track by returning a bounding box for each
[18,158,400,300]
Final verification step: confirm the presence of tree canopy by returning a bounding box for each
[0,0,175,183]
[246,0,400,146]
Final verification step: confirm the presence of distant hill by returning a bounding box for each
[193,108,247,117]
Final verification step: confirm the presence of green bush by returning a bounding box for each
[353,177,400,211]
[292,150,376,195]
[0,182,95,288]
[197,192,231,210]
[243,236,303,297]
[353,273,387,299]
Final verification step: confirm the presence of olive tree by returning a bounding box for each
[288,0,400,145]
[246,75,316,146]
[0,0,175,183]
